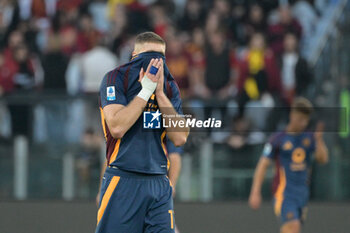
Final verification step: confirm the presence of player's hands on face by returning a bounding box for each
[138,58,162,83]
[248,191,262,210]
[314,121,324,141]
[137,58,162,101]
[155,58,164,95]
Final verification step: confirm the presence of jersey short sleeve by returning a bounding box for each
[100,70,127,108]
[166,138,184,155]
[262,133,280,160]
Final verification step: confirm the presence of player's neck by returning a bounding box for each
[285,124,302,135]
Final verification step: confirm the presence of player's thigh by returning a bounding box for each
[279,198,300,224]
[96,176,145,233]
[144,199,175,233]
[144,178,175,233]
[280,219,301,233]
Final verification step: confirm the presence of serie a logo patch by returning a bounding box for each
[107,86,116,101]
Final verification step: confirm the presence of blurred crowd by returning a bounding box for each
[0,0,328,146]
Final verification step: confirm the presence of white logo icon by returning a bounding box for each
[143,110,162,129]
[107,86,116,101]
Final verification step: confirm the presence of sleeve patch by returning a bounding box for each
[263,143,272,156]
[107,86,116,101]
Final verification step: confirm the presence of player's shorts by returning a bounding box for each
[274,197,308,224]
[95,166,175,233]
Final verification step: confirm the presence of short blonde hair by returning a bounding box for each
[291,97,313,116]
[135,32,165,45]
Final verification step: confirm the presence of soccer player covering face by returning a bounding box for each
[249,97,329,233]
[96,32,189,233]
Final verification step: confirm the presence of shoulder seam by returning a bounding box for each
[105,70,115,85]
[123,63,133,94]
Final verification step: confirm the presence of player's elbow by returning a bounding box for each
[317,155,329,165]
[321,158,329,165]
[173,135,187,147]
[110,127,125,139]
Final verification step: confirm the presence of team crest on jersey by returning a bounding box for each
[107,86,116,101]
[283,141,293,150]
[292,147,306,163]
[291,147,307,171]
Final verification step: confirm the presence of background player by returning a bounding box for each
[248,97,328,233]
[96,32,189,233]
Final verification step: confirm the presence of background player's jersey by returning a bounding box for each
[99,51,183,175]
[263,131,316,201]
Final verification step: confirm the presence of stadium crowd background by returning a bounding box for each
[0,0,349,201]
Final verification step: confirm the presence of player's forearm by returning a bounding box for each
[109,97,147,138]
[168,153,182,187]
[315,138,329,164]
[251,158,269,194]
[156,92,189,146]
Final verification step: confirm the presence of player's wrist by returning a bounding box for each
[155,88,164,96]
[155,90,166,97]
[137,88,153,102]
[156,92,168,103]
[137,75,157,101]
[251,188,261,195]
